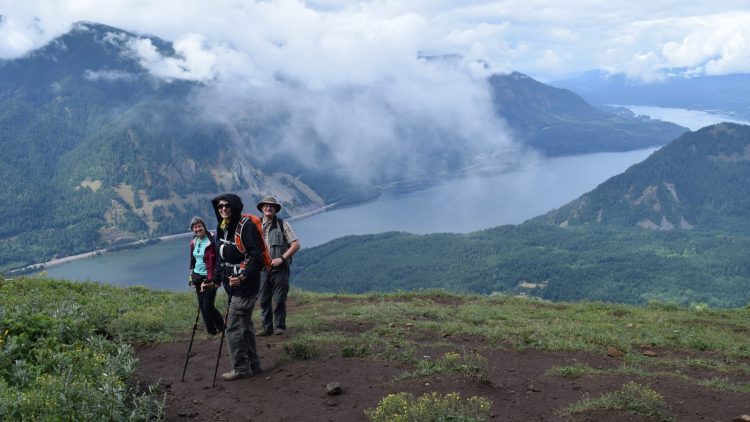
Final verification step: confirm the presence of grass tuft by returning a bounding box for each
[282,335,322,360]
[398,350,489,382]
[560,381,673,421]
[365,391,492,422]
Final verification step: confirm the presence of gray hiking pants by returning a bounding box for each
[225,295,260,374]
[259,266,290,332]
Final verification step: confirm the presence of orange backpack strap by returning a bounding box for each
[235,214,272,268]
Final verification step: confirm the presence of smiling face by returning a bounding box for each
[217,200,232,219]
[191,221,206,238]
[261,203,277,218]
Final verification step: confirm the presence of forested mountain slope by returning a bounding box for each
[490,72,687,155]
[1,23,687,269]
[535,123,750,231]
[294,124,750,307]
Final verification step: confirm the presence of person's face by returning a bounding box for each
[192,222,206,237]
[217,201,232,219]
[262,204,277,218]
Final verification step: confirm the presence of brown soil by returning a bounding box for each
[135,305,750,422]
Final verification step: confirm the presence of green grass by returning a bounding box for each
[3,277,750,420]
[281,333,323,360]
[397,350,489,382]
[0,277,183,420]
[560,381,674,421]
[546,361,750,393]
[365,392,492,422]
[287,292,750,359]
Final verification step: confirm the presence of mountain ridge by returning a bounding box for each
[292,124,750,307]
[1,22,688,268]
[534,123,750,232]
[552,70,750,120]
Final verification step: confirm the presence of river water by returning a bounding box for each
[44,107,748,290]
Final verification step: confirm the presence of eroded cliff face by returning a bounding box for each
[101,161,327,243]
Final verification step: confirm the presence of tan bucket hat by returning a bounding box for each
[256,196,282,213]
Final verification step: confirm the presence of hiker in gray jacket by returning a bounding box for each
[256,197,300,336]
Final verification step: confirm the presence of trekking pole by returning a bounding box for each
[181,285,205,382]
[212,290,232,387]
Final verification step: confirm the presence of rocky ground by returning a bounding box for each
[135,301,750,421]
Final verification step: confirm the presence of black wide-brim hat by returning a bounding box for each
[257,196,282,213]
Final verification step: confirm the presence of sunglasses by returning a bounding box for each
[217,203,231,210]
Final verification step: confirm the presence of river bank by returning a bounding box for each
[6,199,352,277]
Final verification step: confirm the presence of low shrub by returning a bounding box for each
[365,391,492,422]
[560,381,673,421]
[283,335,322,360]
[399,350,489,381]
[0,279,171,420]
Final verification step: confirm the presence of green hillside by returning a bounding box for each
[0,23,330,268]
[294,124,750,307]
[489,72,687,155]
[536,123,750,231]
[294,225,750,307]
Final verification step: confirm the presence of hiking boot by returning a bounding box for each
[251,363,263,375]
[257,329,274,336]
[274,328,286,336]
[222,370,250,381]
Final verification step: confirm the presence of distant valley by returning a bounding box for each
[294,124,750,307]
[553,70,750,121]
[0,22,686,269]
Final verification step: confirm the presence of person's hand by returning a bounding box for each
[228,276,241,286]
[271,257,284,267]
[200,281,216,292]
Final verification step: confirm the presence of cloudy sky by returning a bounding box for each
[1,1,748,184]
[1,0,748,82]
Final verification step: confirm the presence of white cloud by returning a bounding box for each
[1,0,749,182]
[1,1,749,81]
[127,34,226,82]
[83,69,136,81]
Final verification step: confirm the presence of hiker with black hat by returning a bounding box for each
[256,196,300,336]
[211,193,266,381]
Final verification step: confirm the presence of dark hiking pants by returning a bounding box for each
[259,266,290,332]
[191,274,224,334]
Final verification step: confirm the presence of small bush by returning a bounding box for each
[0,279,172,421]
[341,343,372,358]
[365,391,492,422]
[399,350,489,381]
[546,363,598,379]
[561,381,673,421]
[283,336,321,360]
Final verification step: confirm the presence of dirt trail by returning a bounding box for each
[135,306,750,421]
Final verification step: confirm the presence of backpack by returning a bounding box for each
[234,214,272,268]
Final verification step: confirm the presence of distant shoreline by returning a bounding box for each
[7,166,527,277]
[6,200,349,276]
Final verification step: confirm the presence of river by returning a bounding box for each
[43,107,748,290]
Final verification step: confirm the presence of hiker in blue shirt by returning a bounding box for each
[188,216,224,335]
